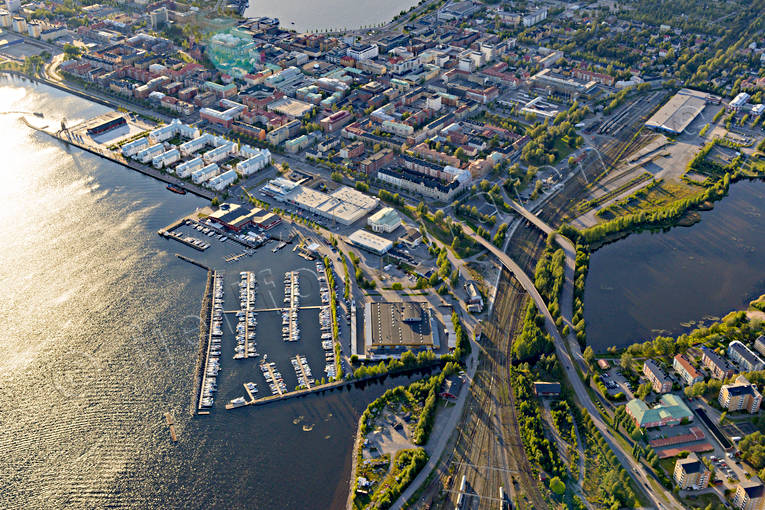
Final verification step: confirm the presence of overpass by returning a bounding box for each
[459,216,683,510]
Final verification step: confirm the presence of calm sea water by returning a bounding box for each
[0,76,416,509]
[584,180,765,351]
[245,0,419,32]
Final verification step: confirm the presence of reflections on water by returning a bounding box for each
[584,179,765,351]
[0,77,425,510]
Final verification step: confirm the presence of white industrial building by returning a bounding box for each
[207,169,237,191]
[729,92,750,112]
[152,148,180,169]
[136,143,164,164]
[203,142,236,164]
[348,229,393,255]
[236,150,271,176]
[179,133,214,156]
[262,179,378,225]
[175,157,204,177]
[148,118,199,144]
[121,137,149,157]
[192,163,220,184]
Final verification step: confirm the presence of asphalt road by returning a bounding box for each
[458,217,683,510]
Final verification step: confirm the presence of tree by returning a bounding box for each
[211,197,219,207]
[620,352,633,371]
[63,43,82,60]
[636,382,652,400]
[583,346,595,367]
[549,476,566,496]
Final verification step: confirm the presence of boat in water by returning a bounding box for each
[166,184,187,195]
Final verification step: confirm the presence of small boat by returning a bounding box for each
[166,184,186,195]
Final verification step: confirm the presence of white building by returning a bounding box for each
[152,148,180,169]
[522,7,547,27]
[179,133,214,156]
[175,157,204,178]
[347,43,378,61]
[136,143,164,164]
[121,137,149,157]
[5,0,20,12]
[0,9,11,28]
[202,141,236,164]
[192,163,219,184]
[367,207,402,233]
[148,118,199,144]
[11,16,25,33]
[729,92,750,112]
[207,169,237,191]
[236,150,271,176]
[348,229,393,255]
[27,20,42,38]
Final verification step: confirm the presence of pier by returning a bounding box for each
[291,354,313,389]
[225,361,445,411]
[190,270,214,415]
[193,270,223,415]
[237,271,257,359]
[175,253,210,271]
[262,362,285,396]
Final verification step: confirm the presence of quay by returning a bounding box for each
[190,269,214,415]
[20,115,217,200]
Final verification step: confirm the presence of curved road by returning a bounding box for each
[459,216,682,510]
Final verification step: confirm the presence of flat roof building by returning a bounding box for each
[363,301,438,356]
[348,229,393,255]
[645,88,708,135]
[673,453,710,490]
[719,375,762,414]
[733,481,765,510]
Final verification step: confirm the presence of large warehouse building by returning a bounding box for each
[363,301,439,357]
[645,88,715,135]
[262,178,379,225]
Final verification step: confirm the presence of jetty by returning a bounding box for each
[192,270,223,415]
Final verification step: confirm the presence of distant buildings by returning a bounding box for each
[673,453,710,490]
[625,394,693,428]
[347,43,378,61]
[262,179,378,225]
[673,354,704,386]
[719,375,762,414]
[643,359,672,393]
[728,341,765,372]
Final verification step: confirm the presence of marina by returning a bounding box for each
[260,359,288,396]
[291,354,314,389]
[234,271,258,360]
[195,271,224,415]
[282,271,301,342]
